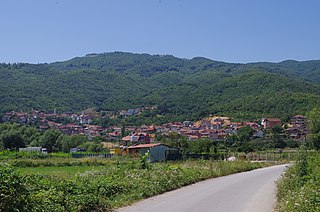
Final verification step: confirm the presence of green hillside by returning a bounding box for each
[1,52,320,122]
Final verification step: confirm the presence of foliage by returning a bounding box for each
[0,123,40,150]
[276,151,320,211]
[34,129,64,152]
[1,52,320,123]
[59,135,87,153]
[0,158,269,211]
[78,141,103,152]
[0,163,28,211]
[140,150,150,169]
[271,125,286,148]
[307,107,320,150]
[237,126,254,142]
[1,131,25,150]
[0,123,102,153]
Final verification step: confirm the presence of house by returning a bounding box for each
[79,114,93,124]
[285,127,306,140]
[183,121,193,127]
[244,122,260,131]
[188,135,199,141]
[261,118,281,129]
[291,115,306,128]
[108,131,121,140]
[130,133,151,143]
[149,134,156,142]
[209,131,219,140]
[128,143,180,162]
[121,135,131,143]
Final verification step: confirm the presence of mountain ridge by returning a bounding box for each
[1,52,320,122]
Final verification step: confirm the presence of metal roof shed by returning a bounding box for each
[128,143,180,162]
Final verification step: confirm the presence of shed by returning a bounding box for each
[128,143,180,162]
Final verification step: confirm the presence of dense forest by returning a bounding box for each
[1,52,320,122]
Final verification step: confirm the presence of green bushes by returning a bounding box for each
[0,164,28,211]
[276,150,320,211]
[0,150,71,160]
[1,159,269,211]
[8,158,111,167]
[24,175,111,211]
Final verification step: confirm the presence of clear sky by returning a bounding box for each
[1,0,319,64]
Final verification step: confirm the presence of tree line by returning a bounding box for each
[0,123,103,153]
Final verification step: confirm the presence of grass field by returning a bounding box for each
[1,156,274,211]
[17,165,107,178]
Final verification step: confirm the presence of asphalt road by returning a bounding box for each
[117,164,288,212]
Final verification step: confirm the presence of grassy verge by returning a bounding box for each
[17,165,107,177]
[1,159,272,211]
[276,149,320,211]
[6,157,118,167]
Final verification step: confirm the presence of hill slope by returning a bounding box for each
[1,52,320,121]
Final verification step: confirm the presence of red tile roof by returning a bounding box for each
[122,136,131,141]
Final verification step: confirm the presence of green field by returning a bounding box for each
[17,165,107,178]
[1,156,273,211]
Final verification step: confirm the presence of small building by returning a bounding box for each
[19,147,48,154]
[261,118,281,129]
[128,143,180,162]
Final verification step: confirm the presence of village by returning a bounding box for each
[1,108,308,147]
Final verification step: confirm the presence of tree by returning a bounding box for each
[78,142,103,152]
[0,164,28,211]
[37,129,64,152]
[307,107,320,150]
[271,125,286,148]
[237,126,254,142]
[19,125,40,145]
[1,131,25,150]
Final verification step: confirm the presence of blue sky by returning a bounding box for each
[0,0,319,63]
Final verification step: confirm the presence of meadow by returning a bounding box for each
[1,154,272,211]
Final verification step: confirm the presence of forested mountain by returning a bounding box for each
[1,52,320,122]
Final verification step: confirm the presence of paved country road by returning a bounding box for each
[117,164,288,212]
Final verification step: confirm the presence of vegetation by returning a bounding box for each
[276,148,320,211]
[0,123,105,153]
[0,158,269,211]
[0,120,300,156]
[1,52,320,124]
[307,107,320,150]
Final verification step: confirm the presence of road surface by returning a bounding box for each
[117,164,288,212]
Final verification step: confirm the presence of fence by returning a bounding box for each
[165,153,225,161]
[71,153,113,158]
[166,151,303,162]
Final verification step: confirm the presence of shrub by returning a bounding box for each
[0,163,28,211]
[276,151,320,211]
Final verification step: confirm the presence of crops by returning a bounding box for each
[0,156,270,211]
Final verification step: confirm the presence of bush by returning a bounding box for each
[1,158,268,211]
[276,151,320,211]
[0,163,28,211]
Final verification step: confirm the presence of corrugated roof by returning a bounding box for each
[128,143,161,149]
